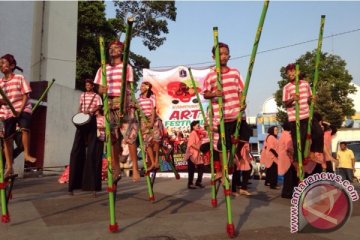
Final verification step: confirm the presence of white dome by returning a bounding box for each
[261,97,278,114]
[349,83,360,113]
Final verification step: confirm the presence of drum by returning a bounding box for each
[72,112,91,127]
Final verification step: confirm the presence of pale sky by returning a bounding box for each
[105,1,360,116]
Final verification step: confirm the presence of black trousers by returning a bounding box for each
[325,161,334,173]
[268,162,278,188]
[281,165,299,198]
[289,118,308,162]
[69,116,100,192]
[240,170,251,190]
[231,170,241,192]
[187,159,204,185]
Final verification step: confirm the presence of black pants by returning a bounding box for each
[231,170,241,192]
[289,118,308,162]
[187,159,204,185]
[69,116,100,192]
[240,170,251,190]
[217,120,252,151]
[281,165,298,198]
[325,161,334,173]
[268,162,278,188]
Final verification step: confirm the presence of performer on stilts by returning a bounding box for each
[203,42,247,182]
[282,64,313,167]
[94,40,140,182]
[137,82,161,172]
[68,79,103,195]
[204,38,245,237]
[0,54,37,178]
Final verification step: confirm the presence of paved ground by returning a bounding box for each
[1,173,359,240]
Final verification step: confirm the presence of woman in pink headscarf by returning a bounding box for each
[263,126,279,189]
[184,121,205,189]
[237,142,252,196]
[278,122,298,198]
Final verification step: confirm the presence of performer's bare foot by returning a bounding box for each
[239,189,252,196]
[214,172,222,182]
[4,168,14,179]
[112,168,122,183]
[132,170,140,182]
[231,192,240,197]
[154,162,160,169]
[25,155,37,163]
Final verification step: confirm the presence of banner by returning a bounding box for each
[143,66,210,170]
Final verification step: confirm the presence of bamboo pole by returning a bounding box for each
[119,17,134,119]
[99,36,118,232]
[32,78,56,113]
[295,64,304,180]
[0,88,16,116]
[229,0,270,167]
[0,141,10,223]
[213,27,235,238]
[304,15,326,160]
[188,68,217,207]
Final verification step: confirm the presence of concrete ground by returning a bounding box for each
[1,173,359,240]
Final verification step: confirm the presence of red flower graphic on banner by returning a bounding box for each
[167,81,200,103]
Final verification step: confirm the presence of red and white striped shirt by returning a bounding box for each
[138,95,155,117]
[0,74,32,119]
[79,92,102,113]
[96,115,105,141]
[203,67,244,122]
[282,80,312,122]
[94,63,134,97]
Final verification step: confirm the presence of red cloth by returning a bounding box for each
[58,165,70,184]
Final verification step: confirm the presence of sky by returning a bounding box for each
[105,1,360,116]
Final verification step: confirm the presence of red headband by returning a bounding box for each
[109,40,124,48]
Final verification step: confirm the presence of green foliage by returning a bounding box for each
[76,1,177,91]
[274,50,356,128]
[114,0,177,51]
[76,1,117,90]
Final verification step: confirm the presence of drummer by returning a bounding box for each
[94,40,141,182]
[68,79,103,195]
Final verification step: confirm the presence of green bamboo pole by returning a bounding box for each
[213,27,235,238]
[119,17,134,119]
[99,36,118,232]
[295,64,304,181]
[32,79,56,112]
[129,82,155,201]
[0,140,10,223]
[228,0,269,167]
[304,15,326,160]
[188,68,217,207]
[0,88,16,116]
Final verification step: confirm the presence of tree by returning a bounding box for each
[274,50,356,129]
[113,0,177,51]
[76,1,177,90]
[76,1,117,90]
